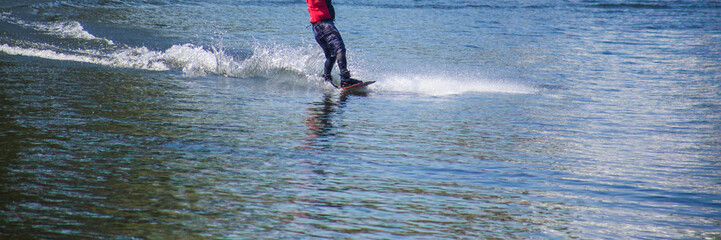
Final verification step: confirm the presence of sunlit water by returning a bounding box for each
[2,0,720,239]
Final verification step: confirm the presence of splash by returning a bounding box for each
[0,39,323,82]
[1,40,534,95]
[0,11,326,82]
[0,11,532,95]
[158,42,323,81]
[226,42,320,79]
[163,44,220,74]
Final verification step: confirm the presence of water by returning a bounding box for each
[1,0,720,239]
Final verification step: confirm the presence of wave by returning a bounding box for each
[590,3,671,9]
[0,12,114,45]
[0,39,320,78]
[38,21,114,45]
[1,10,312,76]
[26,0,178,9]
[0,43,168,70]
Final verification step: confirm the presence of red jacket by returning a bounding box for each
[307,0,334,23]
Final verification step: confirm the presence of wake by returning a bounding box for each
[374,74,535,96]
[0,12,535,96]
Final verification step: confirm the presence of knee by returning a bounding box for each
[335,48,346,58]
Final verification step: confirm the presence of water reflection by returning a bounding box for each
[1,59,576,238]
[303,92,353,151]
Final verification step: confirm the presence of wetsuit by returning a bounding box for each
[307,0,351,83]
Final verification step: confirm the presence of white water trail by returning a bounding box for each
[1,12,114,45]
[370,73,535,96]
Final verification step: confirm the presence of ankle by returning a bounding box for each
[340,70,351,80]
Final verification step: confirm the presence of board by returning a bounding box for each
[342,80,376,91]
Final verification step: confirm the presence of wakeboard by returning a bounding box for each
[342,80,376,92]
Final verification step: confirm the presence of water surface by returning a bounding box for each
[2,0,720,239]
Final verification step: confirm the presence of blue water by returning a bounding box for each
[2,0,720,239]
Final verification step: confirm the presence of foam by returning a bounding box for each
[375,74,535,96]
[0,43,220,72]
[107,46,168,70]
[227,43,319,79]
[0,41,321,80]
[1,12,114,45]
[163,44,220,74]
[0,42,227,72]
[1,43,98,64]
[158,42,321,80]
[41,21,114,45]
[0,43,168,70]
[1,29,533,95]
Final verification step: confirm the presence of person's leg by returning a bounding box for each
[313,22,338,85]
[324,54,336,77]
[323,28,350,80]
[326,35,361,87]
[314,21,360,87]
[334,48,350,80]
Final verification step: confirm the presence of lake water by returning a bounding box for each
[1,0,720,239]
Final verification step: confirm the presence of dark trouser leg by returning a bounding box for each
[324,55,336,77]
[335,49,350,80]
[313,21,351,81]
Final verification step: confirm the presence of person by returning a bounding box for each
[306,0,362,88]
